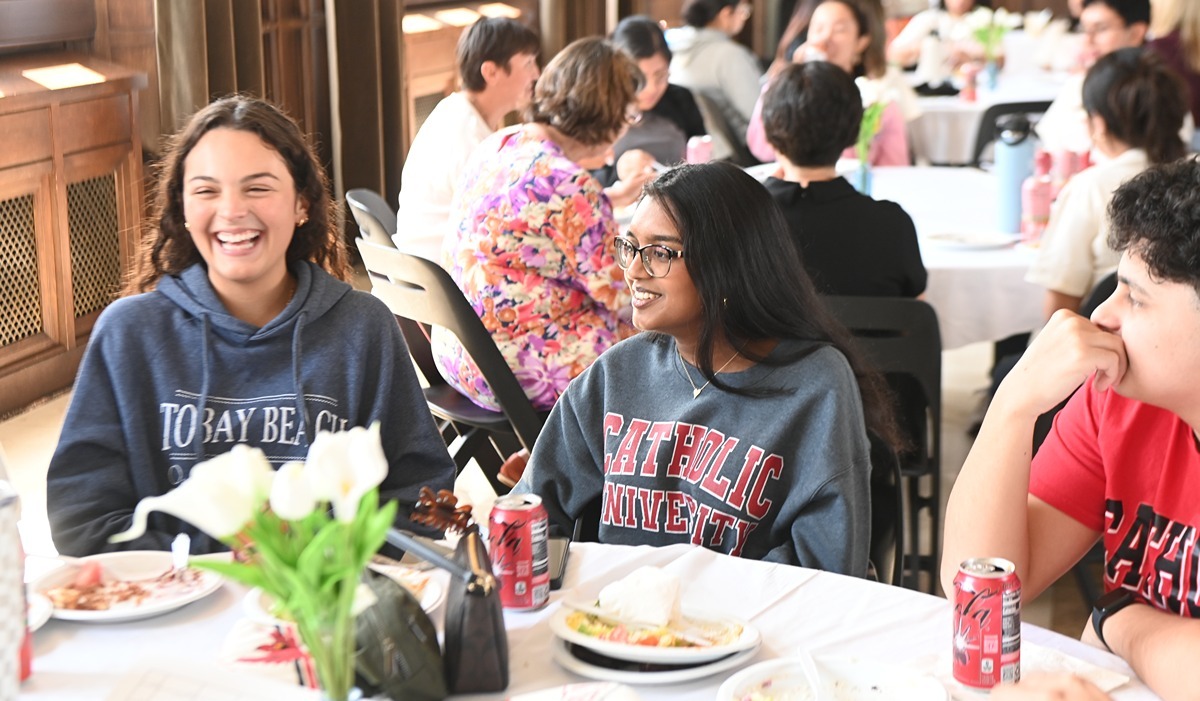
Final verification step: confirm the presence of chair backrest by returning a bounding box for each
[690,90,759,167]
[869,432,904,587]
[355,238,545,453]
[824,296,941,426]
[970,100,1052,167]
[346,188,398,247]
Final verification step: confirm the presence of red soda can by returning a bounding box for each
[488,493,550,611]
[953,557,1021,688]
[960,64,979,103]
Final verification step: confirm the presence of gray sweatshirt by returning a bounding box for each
[517,333,871,576]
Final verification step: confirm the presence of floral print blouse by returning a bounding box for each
[433,126,634,412]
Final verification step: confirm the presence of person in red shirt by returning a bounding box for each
[942,157,1200,700]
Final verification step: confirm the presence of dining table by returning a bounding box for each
[907,31,1074,167]
[746,162,1045,350]
[21,542,1159,700]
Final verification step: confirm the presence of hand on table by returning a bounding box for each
[993,309,1127,419]
[990,673,1112,701]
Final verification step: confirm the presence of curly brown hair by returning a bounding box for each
[1108,156,1200,296]
[524,37,643,147]
[125,95,349,294]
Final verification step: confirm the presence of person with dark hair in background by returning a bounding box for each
[1026,48,1188,320]
[761,62,926,297]
[395,16,540,262]
[515,162,903,574]
[595,15,707,187]
[666,0,763,161]
[944,157,1200,701]
[435,38,643,414]
[47,96,456,556]
[747,0,914,166]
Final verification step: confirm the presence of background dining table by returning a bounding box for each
[907,30,1074,166]
[22,542,1160,700]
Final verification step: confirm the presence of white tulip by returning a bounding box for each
[855,76,882,108]
[304,423,389,523]
[110,444,275,543]
[967,6,994,30]
[269,461,318,520]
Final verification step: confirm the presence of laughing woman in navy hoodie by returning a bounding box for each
[46,96,456,556]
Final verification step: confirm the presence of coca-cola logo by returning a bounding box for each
[491,518,527,567]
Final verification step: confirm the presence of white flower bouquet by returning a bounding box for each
[111,423,397,701]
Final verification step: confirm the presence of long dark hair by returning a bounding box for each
[1082,47,1188,165]
[642,162,901,449]
[127,95,348,294]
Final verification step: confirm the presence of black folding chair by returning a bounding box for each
[825,296,941,592]
[355,238,545,495]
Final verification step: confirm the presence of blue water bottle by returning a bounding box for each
[994,114,1035,234]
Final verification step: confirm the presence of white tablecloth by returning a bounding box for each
[908,33,1069,167]
[870,166,1044,349]
[22,543,1158,700]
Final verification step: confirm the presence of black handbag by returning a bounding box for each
[354,569,446,701]
[386,525,510,694]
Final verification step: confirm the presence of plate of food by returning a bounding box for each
[552,637,759,686]
[549,566,759,665]
[716,656,948,700]
[923,232,1021,251]
[243,564,445,626]
[26,591,53,632]
[31,551,223,623]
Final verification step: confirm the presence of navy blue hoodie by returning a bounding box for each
[47,261,456,556]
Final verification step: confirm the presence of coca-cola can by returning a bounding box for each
[1,480,31,695]
[953,557,1021,688]
[686,135,713,164]
[488,493,550,611]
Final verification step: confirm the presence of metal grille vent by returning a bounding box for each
[413,91,444,133]
[68,174,121,318]
[0,193,43,346]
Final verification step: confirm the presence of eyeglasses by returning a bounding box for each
[613,236,684,278]
[625,106,643,126]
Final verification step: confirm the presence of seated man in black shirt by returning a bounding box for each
[760,61,926,298]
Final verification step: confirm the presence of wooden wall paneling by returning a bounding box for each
[155,0,212,134]
[204,0,241,98]
[93,0,160,153]
[0,161,62,366]
[326,0,387,201]
[379,0,405,202]
[233,0,266,96]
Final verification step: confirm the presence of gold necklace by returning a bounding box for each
[678,347,741,399]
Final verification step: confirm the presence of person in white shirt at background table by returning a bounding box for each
[887,0,989,69]
[394,16,539,262]
[1025,47,1187,320]
[943,157,1200,701]
[1035,0,1196,155]
[666,0,762,161]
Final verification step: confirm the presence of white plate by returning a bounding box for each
[26,591,52,632]
[243,570,445,627]
[31,551,223,623]
[923,232,1021,250]
[716,656,948,700]
[549,598,760,664]
[553,636,758,686]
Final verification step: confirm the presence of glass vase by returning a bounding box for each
[984,59,999,90]
[853,164,873,196]
[294,589,358,701]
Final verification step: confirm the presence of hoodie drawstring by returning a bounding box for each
[194,314,213,466]
[291,311,312,446]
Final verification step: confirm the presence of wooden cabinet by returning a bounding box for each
[0,53,145,416]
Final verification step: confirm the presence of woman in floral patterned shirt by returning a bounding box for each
[434,37,645,411]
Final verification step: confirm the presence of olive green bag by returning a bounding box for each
[355,569,446,701]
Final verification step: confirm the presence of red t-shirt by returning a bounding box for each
[1031,383,1200,616]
